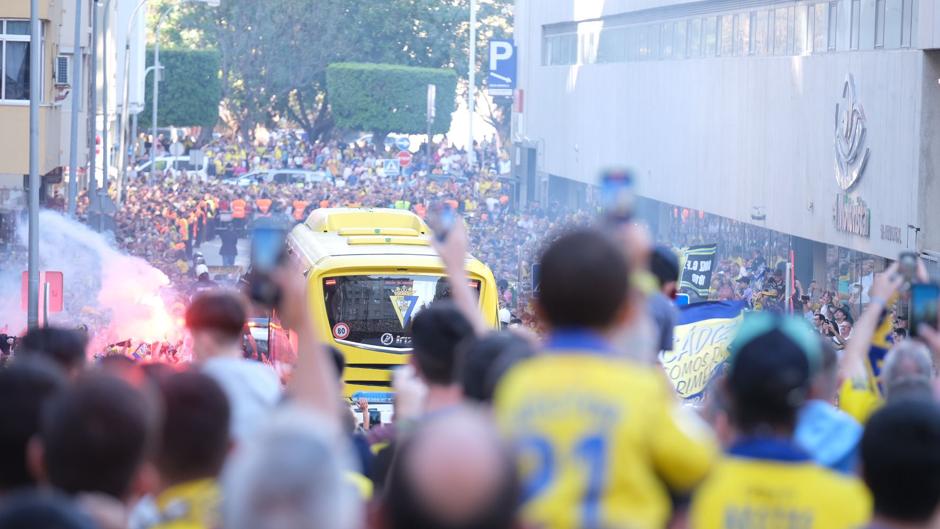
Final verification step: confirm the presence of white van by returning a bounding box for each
[135,156,208,180]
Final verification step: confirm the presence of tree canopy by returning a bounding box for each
[138,48,222,130]
[149,0,512,141]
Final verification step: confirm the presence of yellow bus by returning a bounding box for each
[285,208,499,398]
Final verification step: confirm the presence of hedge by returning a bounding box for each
[138,48,222,129]
[326,62,457,135]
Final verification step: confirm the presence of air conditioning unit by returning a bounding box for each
[55,54,71,87]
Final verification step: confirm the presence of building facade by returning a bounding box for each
[513,0,940,268]
[0,0,147,215]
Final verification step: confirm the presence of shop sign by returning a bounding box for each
[880,224,902,244]
[834,193,870,238]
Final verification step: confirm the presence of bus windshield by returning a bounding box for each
[323,275,480,351]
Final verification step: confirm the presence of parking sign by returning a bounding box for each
[488,40,516,97]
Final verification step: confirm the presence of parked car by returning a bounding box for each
[226,169,332,186]
[135,156,208,179]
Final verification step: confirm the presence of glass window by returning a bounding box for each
[638,24,650,59]
[774,8,790,55]
[814,2,829,51]
[661,22,674,59]
[688,18,702,57]
[647,24,660,59]
[828,1,838,50]
[859,0,876,49]
[322,275,481,351]
[5,21,29,35]
[755,10,769,54]
[626,26,640,61]
[597,27,627,63]
[884,0,901,48]
[901,0,912,47]
[875,0,886,47]
[1,20,33,101]
[542,35,552,65]
[704,16,718,56]
[720,15,734,56]
[735,12,751,56]
[795,5,809,54]
[850,0,861,49]
[674,20,687,58]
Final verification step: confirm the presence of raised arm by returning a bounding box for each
[433,217,488,336]
[274,265,340,426]
[839,262,903,384]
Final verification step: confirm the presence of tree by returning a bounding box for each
[327,63,456,143]
[138,48,222,131]
[150,0,513,141]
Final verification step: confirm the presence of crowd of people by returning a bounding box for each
[79,133,575,327]
[1,204,940,529]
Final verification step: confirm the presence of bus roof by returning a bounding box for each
[288,208,480,264]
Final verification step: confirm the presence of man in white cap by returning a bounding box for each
[191,264,217,298]
[498,308,512,330]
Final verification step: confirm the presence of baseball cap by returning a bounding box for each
[726,313,822,425]
[196,264,210,277]
[649,245,679,288]
[498,308,512,325]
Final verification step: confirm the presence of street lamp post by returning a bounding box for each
[67,0,83,218]
[150,7,172,185]
[117,0,219,200]
[27,0,41,328]
[467,0,476,167]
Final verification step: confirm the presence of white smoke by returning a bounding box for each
[0,210,183,353]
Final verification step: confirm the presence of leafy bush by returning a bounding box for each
[326,62,456,135]
[138,48,222,129]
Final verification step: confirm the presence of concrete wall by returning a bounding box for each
[515,0,938,258]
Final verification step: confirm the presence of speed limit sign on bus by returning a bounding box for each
[332,322,350,340]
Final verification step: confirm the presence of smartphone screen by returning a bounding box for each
[600,169,635,222]
[428,204,456,242]
[251,227,287,271]
[910,283,940,338]
[900,252,918,282]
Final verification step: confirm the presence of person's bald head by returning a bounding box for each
[383,408,517,529]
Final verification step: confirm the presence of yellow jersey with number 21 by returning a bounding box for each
[494,331,717,529]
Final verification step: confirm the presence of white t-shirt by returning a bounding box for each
[202,357,282,443]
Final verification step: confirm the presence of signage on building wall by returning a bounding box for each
[880,224,902,244]
[832,74,872,239]
[488,40,516,97]
[834,194,871,238]
[834,74,870,192]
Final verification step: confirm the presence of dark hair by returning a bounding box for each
[537,229,629,329]
[458,332,535,403]
[185,292,247,341]
[726,329,810,433]
[154,372,230,484]
[410,301,474,385]
[862,400,940,523]
[329,346,345,380]
[18,328,87,374]
[40,373,160,499]
[0,359,66,492]
[895,328,909,339]
[0,490,98,529]
[649,245,679,288]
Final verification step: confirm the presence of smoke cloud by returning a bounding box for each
[0,210,183,353]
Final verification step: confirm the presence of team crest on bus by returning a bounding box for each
[390,286,419,329]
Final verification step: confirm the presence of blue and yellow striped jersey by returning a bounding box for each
[690,439,871,529]
[494,331,717,529]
